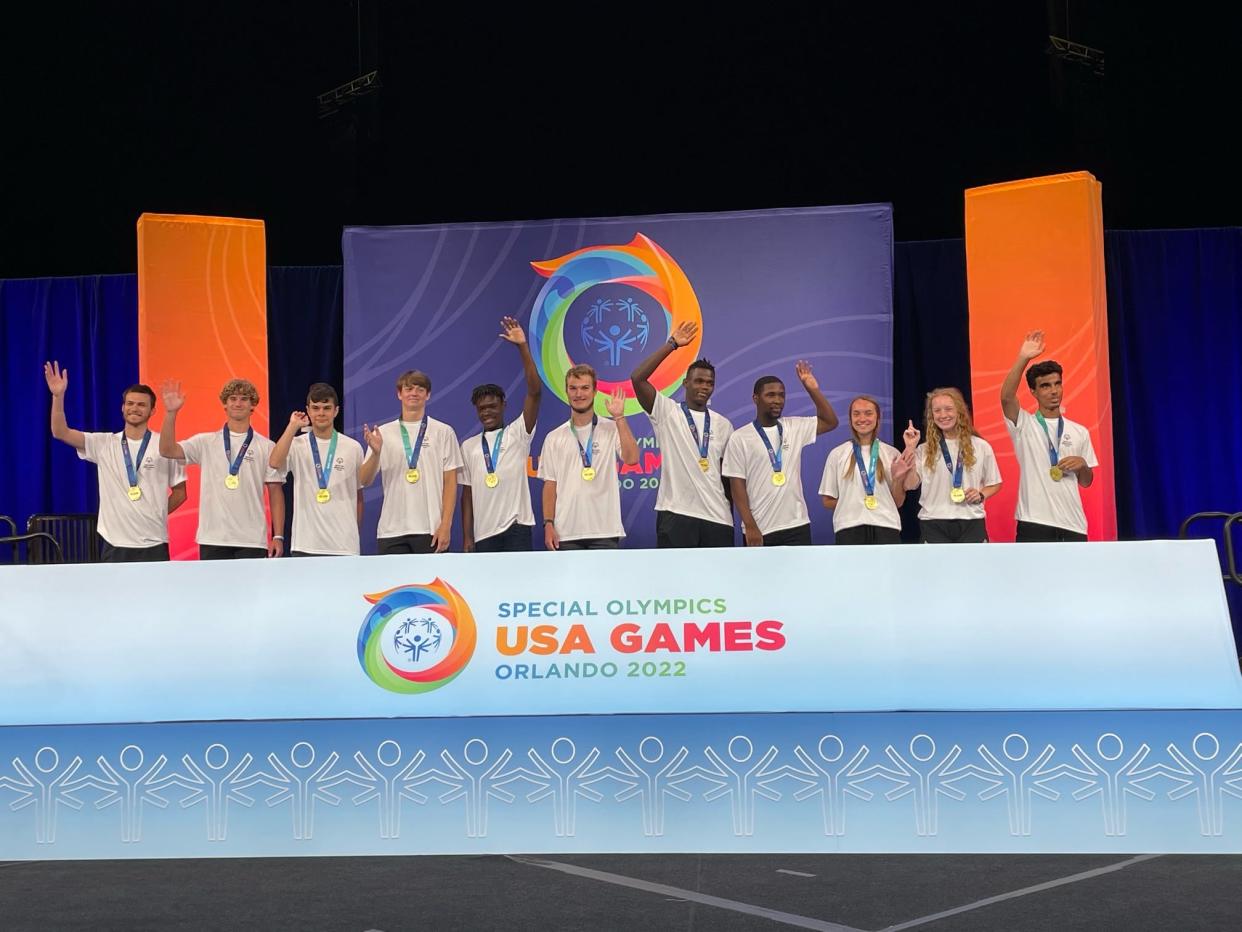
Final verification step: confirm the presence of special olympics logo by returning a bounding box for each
[528,233,703,416]
[356,579,477,694]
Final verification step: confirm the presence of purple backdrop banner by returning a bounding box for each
[342,206,893,550]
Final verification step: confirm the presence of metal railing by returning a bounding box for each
[1178,511,1242,586]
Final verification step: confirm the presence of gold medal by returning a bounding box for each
[127,486,142,502]
[950,487,966,503]
[771,471,786,487]
[225,474,240,490]
[1049,466,1063,482]
[316,488,331,504]
[485,472,499,488]
[698,457,710,472]
[864,495,878,510]
[581,466,596,482]
[406,468,420,484]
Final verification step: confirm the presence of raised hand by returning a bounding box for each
[499,316,526,345]
[43,361,68,396]
[362,423,383,452]
[670,320,699,347]
[1019,330,1046,360]
[161,379,186,413]
[891,447,915,482]
[288,410,310,430]
[795,359,818,391]
[903,419,921,450]
[604,386,628,418]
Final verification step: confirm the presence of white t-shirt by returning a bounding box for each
[284,431,364,555]
[537,417,626,542]
[721,416,819,535]
[370,417,464,539]
[648,392,734,527]
[819,440,903,533]
[912,435,1002,521]
[181,428,282,547]
[459,415,536,542]
[1004,408,1098,534]
[79,431,186,548]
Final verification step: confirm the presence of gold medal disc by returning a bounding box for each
[485,472,499,488]
[1049,466,1063,482]
[225,474,240,490]
[698,457,710,472]
[581,466,596,482]
[316,488,331,504]
[950,487,966,503]
[864,495,878,510]
[406,468,420,484]
[127,486,142,502]
[771,471,787,487]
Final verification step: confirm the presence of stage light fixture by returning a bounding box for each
[1046,35,1104,76]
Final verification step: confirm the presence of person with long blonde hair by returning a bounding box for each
[901,387,1001,543]
[819,395,913,545]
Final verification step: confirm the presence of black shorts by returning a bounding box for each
[378,534,435,555]
[1015,521,1088,543]
[101,542,169,562]
[834,525,901,546]
[761,524,813,547]
[475,523,534,553]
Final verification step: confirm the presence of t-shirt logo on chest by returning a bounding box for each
[334,457,346,470]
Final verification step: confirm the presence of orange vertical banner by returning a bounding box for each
[965,172,1116,542]
[137,214,268,559]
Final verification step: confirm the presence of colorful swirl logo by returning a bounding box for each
[356,579,477,694]
[528,233,703,416]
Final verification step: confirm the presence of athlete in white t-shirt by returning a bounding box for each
[630,320,736,548]
[44,362,187,562]
[1000,331,1099,541]
[819,395,913,545]
[538,365,640,550]
[270,383,364,556]
[722,361,840,547]
[901,387,1002,543]
[158,378,286,559]
[459,316,542,553]
[359,368,462,554]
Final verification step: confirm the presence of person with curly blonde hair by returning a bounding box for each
[901,387,1001,543]
[818,395,914,545]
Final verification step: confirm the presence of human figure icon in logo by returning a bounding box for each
[787,735,887,836]
[394,617,442,663]
[262,741,355,841]
[972,734,1068,837]
[90,744,182,843]
[612,737,702,837]
[699,736,787,836]
[0,746,93,844]
[348,739,435,840]
[1162,733,1242,836]
[581,297,650,367]
[176,743,270,842]
[1062,733,1166,836]
[524,737,616,837]
[432,739,529,838]
[876,735,978,837]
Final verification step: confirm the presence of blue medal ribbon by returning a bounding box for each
[939,436,965,491]
[752,419,783,474]
[400,418,430,470]
[851,440,879,497]
[309,431,339,491]
[1034,412,1064,467]
[223,425,254,477]
[481,427,504,473]
[121,430,152,489]
[682,403,711,462]
[570,416,597,469]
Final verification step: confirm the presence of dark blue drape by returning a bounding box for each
[1105,229,1242,538]
[892,239,972,540]
[0,275,139,526]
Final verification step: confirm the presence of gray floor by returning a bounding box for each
[2,854,1240,931]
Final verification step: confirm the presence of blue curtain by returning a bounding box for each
[0,275,139,528]
[1105,229,1242,538]
[892,239,972,540]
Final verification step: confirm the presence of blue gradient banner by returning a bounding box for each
[2,542,1239,725]
[342,206,894,549]
[3,711,1241,859]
